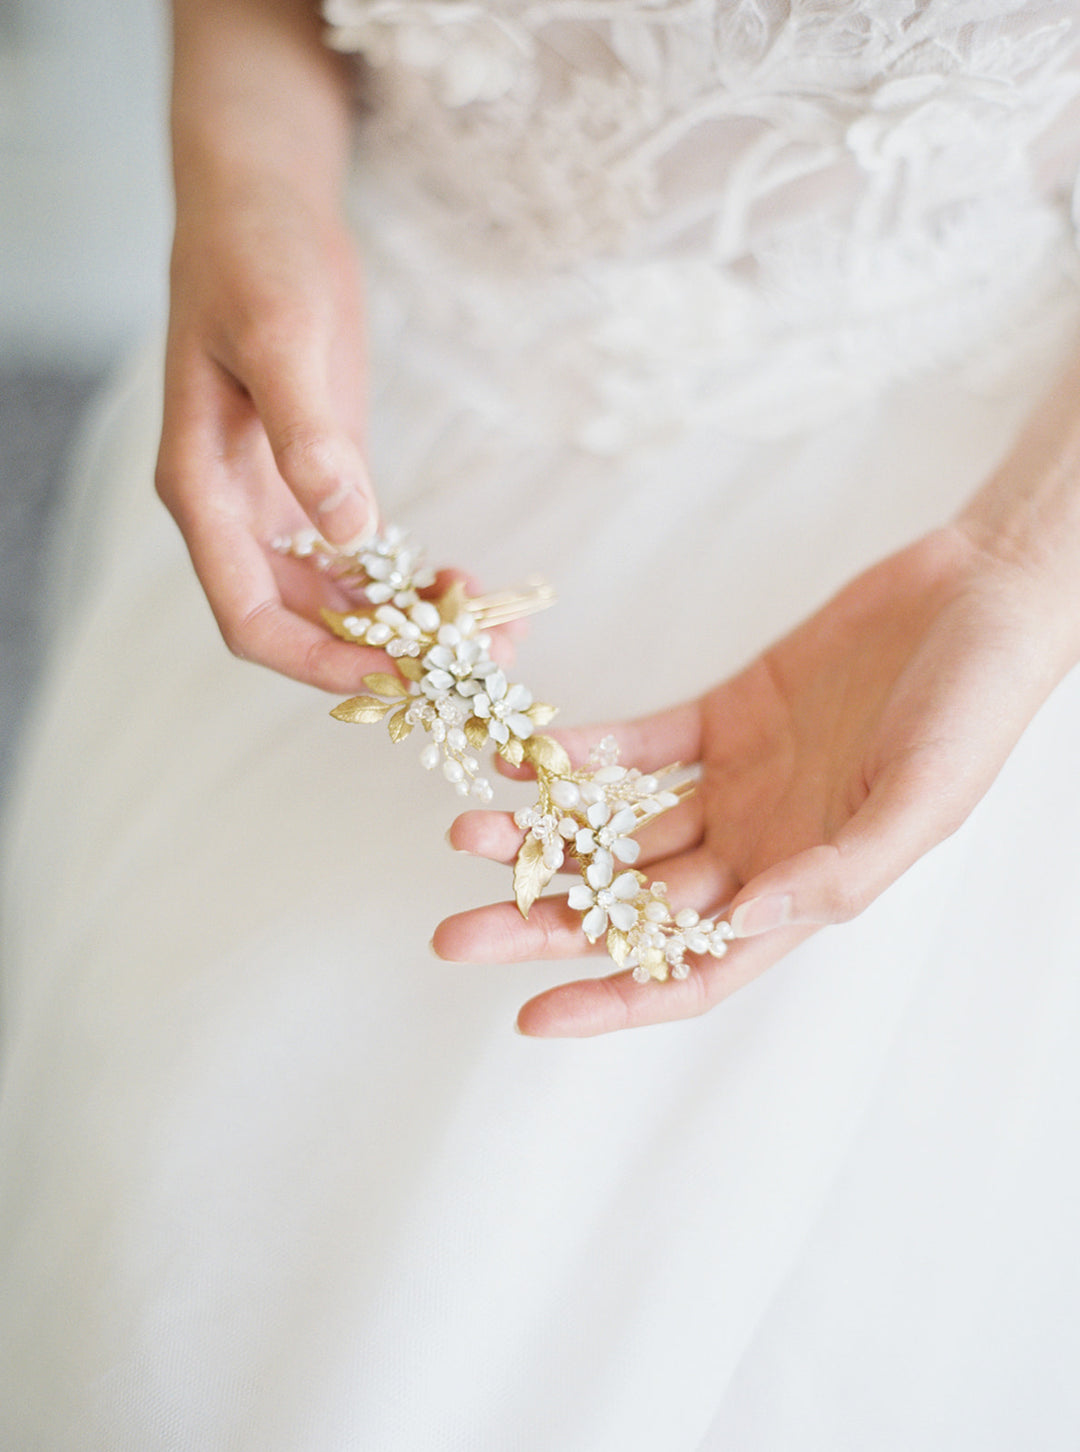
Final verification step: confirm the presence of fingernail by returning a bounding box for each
[444,828,465,852]
[337,518,379,554]
[316,479,356,516]
[729,893,794,938]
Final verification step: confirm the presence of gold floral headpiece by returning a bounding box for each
[275,525,733,981]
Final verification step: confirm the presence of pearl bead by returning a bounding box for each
[550,779,580,810]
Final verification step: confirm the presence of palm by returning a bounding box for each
[695,535,958,895]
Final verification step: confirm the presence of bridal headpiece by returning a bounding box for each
[276,525,733,981]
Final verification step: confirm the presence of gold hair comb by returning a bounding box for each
[275,526,733,981]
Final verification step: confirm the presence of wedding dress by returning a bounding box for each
[3,2,1080,1447]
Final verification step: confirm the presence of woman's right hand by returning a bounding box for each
[158,0,384,692]
[157,190,385,692]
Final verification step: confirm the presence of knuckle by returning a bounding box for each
[824,872,872,923]
[300,632,348,692]
[598,976,636,1033]
[222,598,275,663]
[532,906,563,959]
[274,425,339,492]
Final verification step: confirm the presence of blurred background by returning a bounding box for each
[0,0,169,801]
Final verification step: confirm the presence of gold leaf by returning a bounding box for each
[436,580,469,623]
[524,734,571,777]
[526,702,559,727]
[330,695,395,724]
[501,736,526,768]
[607,928,630,968]
[320,608,370,643]
[362,672,409,698]
[397,655,424,682]
[513,834,557,918]
[464,717,489,751]
[639,946,668,982]
[387,706,413,742]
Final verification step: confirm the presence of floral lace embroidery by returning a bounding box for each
[323,2,1080,445]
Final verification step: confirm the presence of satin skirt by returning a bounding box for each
[3,294,1080,1449]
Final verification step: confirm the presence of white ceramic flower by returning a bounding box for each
[472,670,534,745]
[574,800,640,880]
[567,858,640,942]
[421,627,496,699]
[359,527,435,606]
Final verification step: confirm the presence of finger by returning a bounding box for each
[516,925,811,1037]
[158,349,387,691]
[187,513,391,692]
[725,754,963,939]
[492,700,705,785]
[447,811,526,864]
[242,342,377,548]
[544,701,705,773]
[433,847,734,965]
[448,792,706,869]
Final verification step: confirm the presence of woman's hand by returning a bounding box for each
[157,0,383,692]
[435,514,1080,1036]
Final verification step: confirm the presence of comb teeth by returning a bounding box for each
[468,581,556,627]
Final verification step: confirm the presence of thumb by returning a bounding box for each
[726,758,968,938]
[246,348,377,548]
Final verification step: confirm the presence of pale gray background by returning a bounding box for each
[0,0,169,804]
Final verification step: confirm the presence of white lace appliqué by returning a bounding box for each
[324,1,1080,446]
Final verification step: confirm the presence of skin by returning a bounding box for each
[161,3,1080,1038]
[158,0,385,692]
[436,362,1080,1034]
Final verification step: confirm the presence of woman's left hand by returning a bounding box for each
[434,516,1079,1035]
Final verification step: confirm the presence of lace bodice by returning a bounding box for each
[323,1,1080,448]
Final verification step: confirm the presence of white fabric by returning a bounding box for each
[3,3,1080,1447]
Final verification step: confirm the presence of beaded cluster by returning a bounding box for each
[275,525,734,982]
